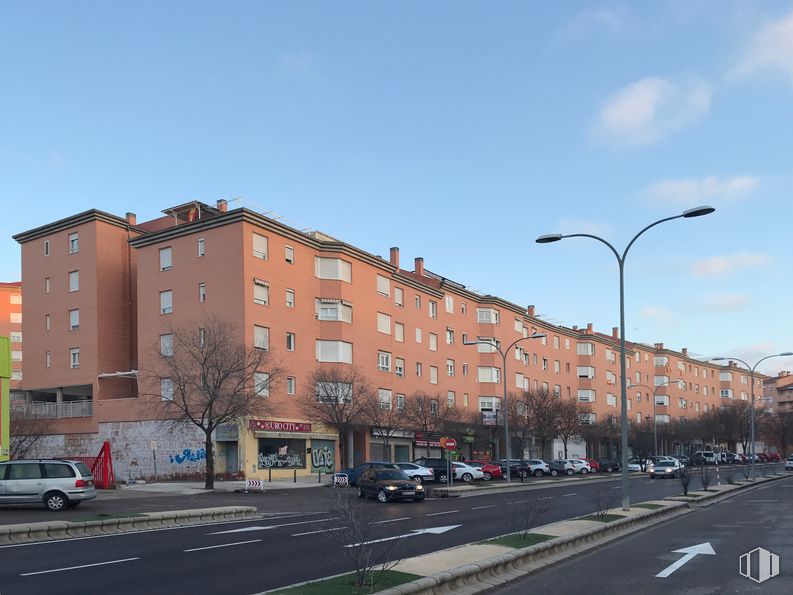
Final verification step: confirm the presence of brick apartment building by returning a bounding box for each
[0,282,23,396]
[12,201,763,481]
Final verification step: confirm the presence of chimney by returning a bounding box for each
[390,247,400,268]
[612,327,619,339]
[572,325,578,331]
[780,371,791,378]
[527,305,535,317]
[654,342,664,350]
[414,257,424,276]
[586,323,593,334]
[125,212,137,225]
[216,198,228,213]
[682,348,688,357]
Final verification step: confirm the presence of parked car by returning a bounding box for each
[467,460,503,481]
[394,462,434,484]
[756,452,769,462]
[566,459,592,474]
[648,458,683,479]
[723,452,743,464]
[523,459,551,477]
[548,460,572,477]
[598,459,621,472]
[356,468,425,502]
[335,462,397,486]
[452,462,484,482]
[691,451,718,465]
[0,459,96,511]
[785,456,793,471]
[765,452,782,462]
[412,457,452,483]
[627,458,646,472]
[583,458,600,472]
[674,455,690,466]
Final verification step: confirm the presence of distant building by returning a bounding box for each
[0,282,23,397]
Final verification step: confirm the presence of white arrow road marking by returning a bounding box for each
[345,525,461,548]
[656,542,716,578]
[21,558,140,577]
[208,518,336,534]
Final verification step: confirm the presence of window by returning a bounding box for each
[376,274,390,296]
[719,371,733,382]
[605,349,616,363]
[476,308,499,324]
[396,394,405,410]
[46,351,51,368]
[580,412,597,425]
[161,378,174,401]
[430,366,438,384]
[283,288,295,308]
[316,299,353,323]
[445,295,454,313]
[565,338,570,349]
[654,375,669,387]
[553,336,560,349]
[159,247,172,271]
[720,389,733,399]
[461,301,467,315]
[606,393,617,407]
[446,359,455,376]
[554,384,561,397]
[395,358,405,378]
[197,238,205,257]
[286,332,295,351]
[605,370,617,385]
[253,279,269,305]
[447,391,455,407]
[69,309,80,331]
[577,342,595,356]
[462,363,469,376]
[199,327,206,347]
[415,328,422,343]
[378,389,392,410]
[429,333,438,351]
[254,372,270,397]
[285,245,294,264]
[198,282,206,302]
[252,233,268,259]
[160,290,173,314]
[45,277,50,293]
[656,394,670,406]
[11,370,21,380]
[286,377,296,395]
[69,347,80,369]
[446,328,454,345]
[44,239,50,256]
[10,331,21,343]
[377,312,391,334]
[542,358,548,370]
[316,340,353,363]
[11,350,22,362]
[69,271,79,292]
[10,293,21,305]
[478,366,501,383]
[394,322,404,342]
[477,337,498,353]
[159,333,173,356]
[10,312,22,324]
[394,287,404,307]
[515,372,524,388]
[554,360,560,373]
[315,257,352,282]
[479,396,501,413]
[654,356,669,367]
[428,300,437,319]
[415,295,421,309]
[577,389,595,403]
[577,366,595,379]
[45,314,51,331]
[68,232,79,254]
[378,351,391,372]
[514,318,523,332]
[254,325,269,350]
[416,362,422,377]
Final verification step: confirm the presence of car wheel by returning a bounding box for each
[482,472,492,481]
[565,469,574,476]
[44,492,68,512]
[580,468,588,474]
[357,486,365,499]
[412,476,423,484]
[550,469,559,477]
[534,469,543,478]
[438,473,448,483]
[462,473,473,482]
[606,466,613,472]
[376,489,390,503]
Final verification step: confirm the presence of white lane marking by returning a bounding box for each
[562,493,577,497]
[345,525,460,548]
[209,518,336,534]
[21,557,139,577]
[184,539,262,552]
[292,527,347,537]
[745,499,779,503]
[472,504,497,510]
[371,517,410,524]
[426,510,459,517]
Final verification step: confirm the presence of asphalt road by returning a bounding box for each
[0,474,689,595]
[494,474,793,594]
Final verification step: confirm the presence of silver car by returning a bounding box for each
[0,459,97,511]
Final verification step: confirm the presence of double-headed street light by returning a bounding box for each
[537,205,715,510]
[628,380,673,459]
[463,332,546,483]
[710,352,793,481]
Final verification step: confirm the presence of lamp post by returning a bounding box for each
[537,205,715,510]
[710,352,793,481]
[464,332,546,483]
[628,381,673,459]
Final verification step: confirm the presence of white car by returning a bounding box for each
[648,458,683,479]
[627,459,645,472]
[565,459,592,474]
[785,457,793,471]
[394,462,434,484]
[452,462,484,482]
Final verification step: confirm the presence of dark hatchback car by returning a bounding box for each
[547,460,570,477]
[357,468,425,503]
[412,457,452,483]
[336,462,397,486]
[598,459,621,472]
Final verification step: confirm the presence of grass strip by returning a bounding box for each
[271,570,422,594]
[633,503,664,510]
[480,532,555,549]
[578,514,625,523]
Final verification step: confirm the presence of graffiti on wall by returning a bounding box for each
[170,448,207,465]
[311,446,334,470]
[258,451,303,468]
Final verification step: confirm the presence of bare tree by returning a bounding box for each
[297,366,373,470]
[557,398,590,459]
[761,409,793,456]
[699,465,712,491]
[592,484,616,518]
[142,316,281,489]
[506,495,553,539]
[525,388,561,459]
[403,391,460,457]
[364,391,407,462]
[507,391,534,458]
[9,403,48,460]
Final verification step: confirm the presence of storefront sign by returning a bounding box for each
[414,431,442,448]
[249,420,312,433]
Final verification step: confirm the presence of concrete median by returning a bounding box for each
[0,506,257,545]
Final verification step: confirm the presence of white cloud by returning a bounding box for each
[643,176,759,206]
[690,253,771,277]
[593,77,712,147]
[557,218,611,237]
[639,305,676,323]
[731,9,793,85]
[561,8,627,39]
[696,293,751,312]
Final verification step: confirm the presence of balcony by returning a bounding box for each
[13,400,93,419]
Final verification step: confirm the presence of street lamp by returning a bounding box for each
[537,205,715,511]
[628,380,674,459]
[710,352,793,480]
[463,332,546,482]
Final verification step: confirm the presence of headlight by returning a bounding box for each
[385,486,398,490]
[416,485,424,490]
[664,467,672,472]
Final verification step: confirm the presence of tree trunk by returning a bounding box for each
[562,439,568,459]
[205,430,215,490]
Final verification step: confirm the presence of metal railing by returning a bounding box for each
[14,400,94,418]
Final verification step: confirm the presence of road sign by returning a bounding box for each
[245,478,264,492]
[656,542,716,578]
[440,437,457,450]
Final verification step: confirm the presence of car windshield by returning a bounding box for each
[376,470,409,480]
[467,461,483,468]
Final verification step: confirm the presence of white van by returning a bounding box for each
[693,451,718,465]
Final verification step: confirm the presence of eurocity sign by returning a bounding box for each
[249,420,312,432]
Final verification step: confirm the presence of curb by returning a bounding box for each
[0,506,257,545]
[429,472,642,498]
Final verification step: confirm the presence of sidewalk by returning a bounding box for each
[115,475,330,496]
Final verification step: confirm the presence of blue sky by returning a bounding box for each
[2,1,792,374]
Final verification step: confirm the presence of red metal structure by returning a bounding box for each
[66,441,116,489]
